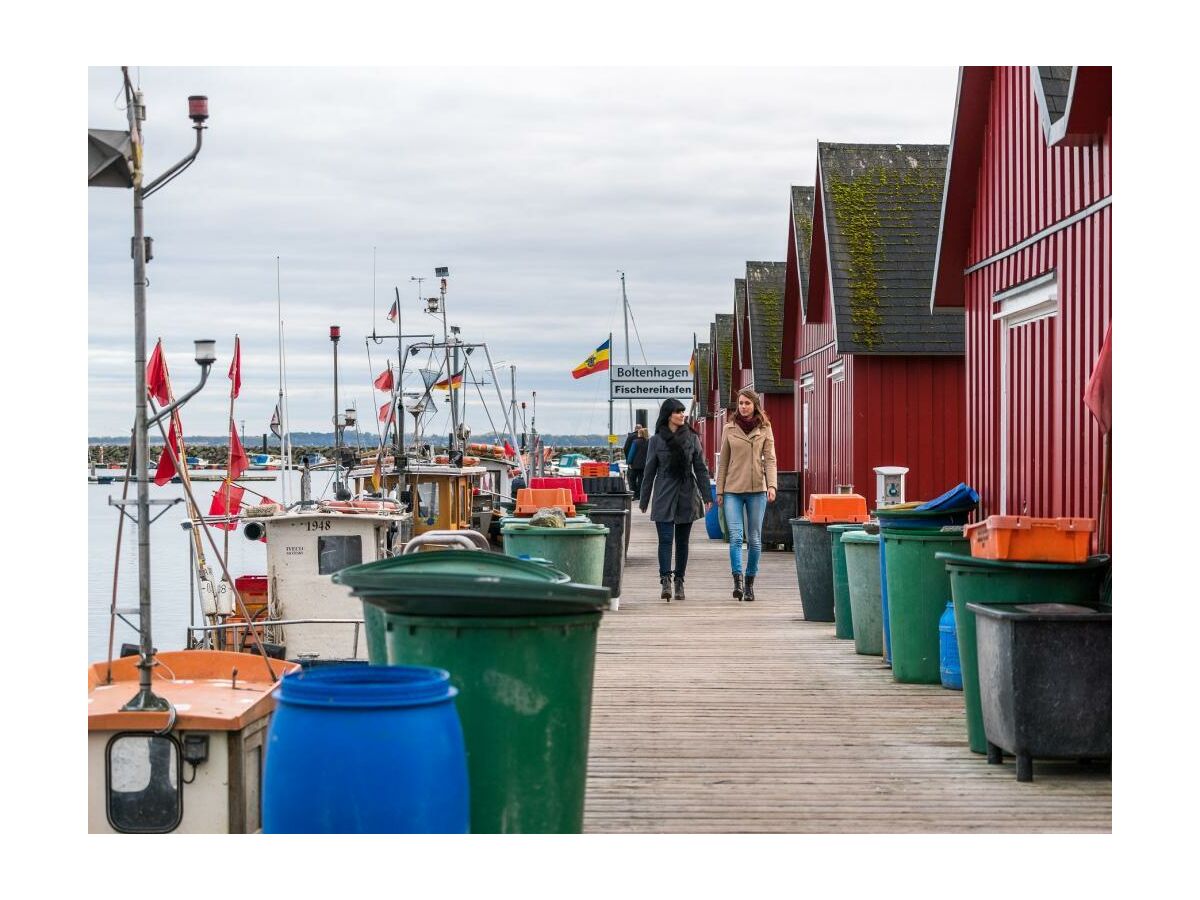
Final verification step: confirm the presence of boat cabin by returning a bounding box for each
[88,651,298,833]
[349,462,484,536]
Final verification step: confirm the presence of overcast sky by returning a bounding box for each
[88,66,958,439]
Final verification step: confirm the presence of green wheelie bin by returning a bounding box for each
[333,551,611,833]
[828,524,866,639]
[842,529,882,656]
[935,551,1111,754]
[881,527,970,684]
[501,522,608,587]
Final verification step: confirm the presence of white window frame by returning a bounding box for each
[993,271,1058,515]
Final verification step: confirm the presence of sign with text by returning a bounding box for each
[610,363,692,399]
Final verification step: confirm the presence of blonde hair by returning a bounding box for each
[636,425,648,438]
[731,388,771,428]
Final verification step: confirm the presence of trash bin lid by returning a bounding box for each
[967,601,1111,622]
[333,551,611,616]
[826,523,866,535]
[915,482,980,512]
[841,529,880,545]
[935,551,1112,572]
[501,523,609,536]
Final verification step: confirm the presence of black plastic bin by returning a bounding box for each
[788,517,835,622]
[588,490,633,558]
[584,506,628,600]
[970,602,1112,782]
[762,471,801,550]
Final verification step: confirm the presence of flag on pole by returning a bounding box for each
[371,454,383,492]
[433,371,464,391]
[387,299,399,323]
[571,338,611,379]
[228,417,249,481]
[374,367,395,393]
[1083,324,1112,434]
[378,399,396,424]
[208,482,246,531]
[154,411,183,486]
[270,402,282,438]
[146,338,170,406]
[228,335,242,399]
[503,440,515,458]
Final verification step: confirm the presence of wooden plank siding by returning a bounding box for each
[584,512,1112,832]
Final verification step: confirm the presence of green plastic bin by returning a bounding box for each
[936,551,1112,754]
[502,522,609,587]
[829,524,866,639]
[881,527,970,684]
[333,551,610,833]
[842,530,882,656]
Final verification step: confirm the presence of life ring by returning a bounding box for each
[433,455,480,466]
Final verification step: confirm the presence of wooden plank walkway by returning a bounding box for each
[583,511,1111,833]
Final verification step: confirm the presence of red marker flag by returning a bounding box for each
[503,440,515,458]
[374,367,394,393]
[1083,324,1112,434]
[208,482,246,530]
[387,299,399,323]
[228,417,249,482]
[228,335,242,399]
[153,412,183,486]
[378,400,395,424]
[146,339,170,406]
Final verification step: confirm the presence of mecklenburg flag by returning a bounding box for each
[572,338,611,379]
[433,371,464,391]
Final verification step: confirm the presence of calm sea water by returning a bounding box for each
[87,469,342,662]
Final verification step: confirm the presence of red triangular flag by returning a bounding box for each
[154,412,182,486]
[1083,324,1111,434]
[379,400,395,424]
[503,440,515,458]
[228,335,242,399]
[146,339,171,406]
[387,299,398,323]
[228,417,249,482]
[374,367,394,393]
[208,482,246,530]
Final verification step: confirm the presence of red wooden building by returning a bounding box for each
[780,144,967,510]
[696,313,735,474]
[728,262,796,469]
[931,67,1111,539]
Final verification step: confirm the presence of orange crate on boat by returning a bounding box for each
[964,516,1095,563]
[514,488,576,518]
[580,462,610,477]
[234,575,269,617]
[804,493,869,524]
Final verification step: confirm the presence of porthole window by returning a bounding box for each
[106,732,183,833]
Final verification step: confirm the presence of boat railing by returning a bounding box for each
[187,617,365,659]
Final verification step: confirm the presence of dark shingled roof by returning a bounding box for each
[1036,67,1072,122]
[714,313,734,409]
[744,261,793,395]
[818,142,964,355]
[694,342,711,417]
[791,186,815,304]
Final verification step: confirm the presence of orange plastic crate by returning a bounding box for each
[514,487,576,518]
[804,493,869,524]
[964,515,1095,563]
[580,462,610,477]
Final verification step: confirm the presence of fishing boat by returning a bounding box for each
[248,452,282,470]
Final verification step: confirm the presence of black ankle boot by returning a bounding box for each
[744,575,756,602]
[674,577,685,601]
[732,573,744,600]
[660,575,673,602]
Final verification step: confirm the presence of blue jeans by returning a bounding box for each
[655,520,693,578]
[724,491,767,576]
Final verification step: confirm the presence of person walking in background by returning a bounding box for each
[716,388,777,602]
[640,399,712,602]
[626,425,649,496]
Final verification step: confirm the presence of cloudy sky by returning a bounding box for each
[88,66,957,439]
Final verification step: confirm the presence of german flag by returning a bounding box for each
[433,371,464,391]
[572,338,611,379]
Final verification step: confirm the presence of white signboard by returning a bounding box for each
[610,363,692,400]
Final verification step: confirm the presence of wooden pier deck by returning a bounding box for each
[583,511,1112,833]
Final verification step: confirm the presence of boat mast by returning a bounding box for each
[276,256,290,506]
[621,271,632,432]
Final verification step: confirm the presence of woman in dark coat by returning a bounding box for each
[639,398,712,602]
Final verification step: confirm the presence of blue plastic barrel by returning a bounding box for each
[704,482,722,540]
[263,665,469,833]
[939,601,963,690]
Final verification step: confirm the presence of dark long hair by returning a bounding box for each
[655,398,689,476]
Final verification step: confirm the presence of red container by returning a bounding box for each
[530,477,588,504]
[965,516,1095,563]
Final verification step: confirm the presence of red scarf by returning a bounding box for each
[735,413,758,435]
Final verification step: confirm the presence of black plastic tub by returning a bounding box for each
[788,517,835,622]
[588,490,633,558]
[762,471,801,550]
[584,506,628,601]
[969,602,1112,782]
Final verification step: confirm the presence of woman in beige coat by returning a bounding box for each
[715,388,777,601]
